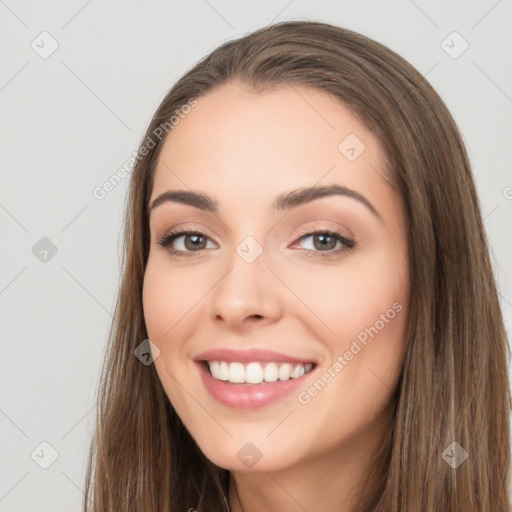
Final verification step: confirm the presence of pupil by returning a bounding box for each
[314,234,335,250]
[186,234,205,250]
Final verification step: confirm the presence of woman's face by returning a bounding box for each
[143,82,410,473]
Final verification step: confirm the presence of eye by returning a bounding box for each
[157,226,355,258]
[291,226,355,258]
[157,230,217,258]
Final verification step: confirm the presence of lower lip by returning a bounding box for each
[196,362,315,410]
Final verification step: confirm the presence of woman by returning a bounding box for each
[83,20,511,511]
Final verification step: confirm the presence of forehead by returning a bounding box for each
[151,82,392,214]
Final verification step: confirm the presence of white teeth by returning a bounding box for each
[278,363,293,381]
[229,362,245,383]
[263,362,279,382]
[245,362,264,384]
[290,364,304,379]
[218,361,229,381]
[207,360,314,384]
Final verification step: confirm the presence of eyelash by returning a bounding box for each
[157,226,355,259]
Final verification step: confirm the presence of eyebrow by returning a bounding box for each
[148,184,381,220]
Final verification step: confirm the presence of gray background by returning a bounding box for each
[1,1,511,510]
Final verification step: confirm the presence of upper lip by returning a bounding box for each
[194,348,317,365]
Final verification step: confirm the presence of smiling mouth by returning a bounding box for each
[201,360,316,385]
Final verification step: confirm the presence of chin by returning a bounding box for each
[191,433,305,473]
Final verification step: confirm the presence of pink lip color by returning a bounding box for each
[194,347,316,365]
[196,361,315,410]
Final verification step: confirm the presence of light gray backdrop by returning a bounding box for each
[1,1,511,510]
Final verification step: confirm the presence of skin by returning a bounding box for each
[142,82,410,511]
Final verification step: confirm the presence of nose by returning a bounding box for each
[208,245,283,330]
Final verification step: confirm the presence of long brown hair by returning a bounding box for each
[83,20,511,511]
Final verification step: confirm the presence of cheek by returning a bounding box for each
[142,255,216,381]
[285,249,408,343]
[142,257,192,345]
[299,249,409,432]
[142,262,168,342]
[289,247,409,411]
[142,259,198,413]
